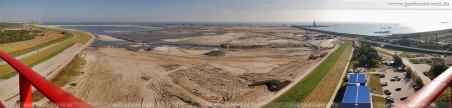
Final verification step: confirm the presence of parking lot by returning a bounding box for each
[379,67,417,104]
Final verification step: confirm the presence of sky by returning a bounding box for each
[0,0,452,25]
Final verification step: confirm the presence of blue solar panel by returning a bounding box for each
[342,86,357,103]
[342,86,371,103]
[348,74,366,83]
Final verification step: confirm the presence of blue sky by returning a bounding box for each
[1,0,451,23]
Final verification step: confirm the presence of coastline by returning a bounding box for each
[97,35,124,42]
[42,24,160,29]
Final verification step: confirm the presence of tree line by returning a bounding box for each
[424,61,449,79]
[0,30,35,44]
[391,38,452,51]
[352,44,381,68]
[0,23,21,28]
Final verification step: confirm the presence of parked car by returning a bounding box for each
[384,90,392,95]
[387,103,395,107]
[390,78,397,81]
[400,96,408,100]
[397,78,402,81]
[381,82,388,86]
[413,85,421,90]
[380,74,385,78]
[395,88,401,91]
[386,96,395,102]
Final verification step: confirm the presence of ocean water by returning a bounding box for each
[300,22,452,36]
[302,22,414,36]
[47,22,452,50]
[46,22,452,36]
[60,25,162,50]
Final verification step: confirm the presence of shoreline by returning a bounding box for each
[42,24,161,29]
[97,35,125,42]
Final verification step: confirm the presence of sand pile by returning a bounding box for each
[169,64,251,103]
[204,49,226,56]
[97,35,123,42]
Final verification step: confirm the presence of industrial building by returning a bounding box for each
[343,73,371,108]
[342,86,372,108]
[347,74,367,86]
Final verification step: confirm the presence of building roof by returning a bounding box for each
[348,74,367,84]
[342,86,371,103]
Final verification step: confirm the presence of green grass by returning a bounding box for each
[263,41,352,108]
[0,31,92,79]
[409,59,421,64]
[9,32,73,57]
[390,28,452,39]
[400,52,415,58]
[369,74,383,94]
[372,96,386,108]
[348,61,358,69]
[33,55,86,101]
[0,29,64,55]
[376,48,392,56]
[435,87,451,107]
[0,42,75,79]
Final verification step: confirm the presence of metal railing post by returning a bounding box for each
[0,50,94,108]
[396,67,452,108]
[0,100,5,108]
[19,74,32,108]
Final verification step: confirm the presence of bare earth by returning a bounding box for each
[66,26,340,107]
[97,35,124,42]
[0,31,95,106]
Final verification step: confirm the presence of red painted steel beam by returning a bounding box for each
[0,50,94,108]
[0,100,5,108]
[19,75,32,108]
[396,67,452,108]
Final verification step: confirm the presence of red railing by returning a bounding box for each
[0,47,449,108]
[396,67,452,108]
[0,50,93,108]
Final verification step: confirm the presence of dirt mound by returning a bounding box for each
[71,25,339,107]
[161,64,181,70]
[204,49,226,56]
[169,64,251,103]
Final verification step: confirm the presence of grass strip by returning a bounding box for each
[263,41,352,108]
[369,74,383,94]
[376,48,392,56]
[0,42,75,79]
[9,32,73,57]
[0,30,92,79]
[33,55,86,101]
[372,96,386,108]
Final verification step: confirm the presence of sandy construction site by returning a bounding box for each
[70,26,340,107]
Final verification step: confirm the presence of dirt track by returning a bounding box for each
[70,26,339,107]
[73,46,325,107]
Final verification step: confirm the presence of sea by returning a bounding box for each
[43,22,452,50]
